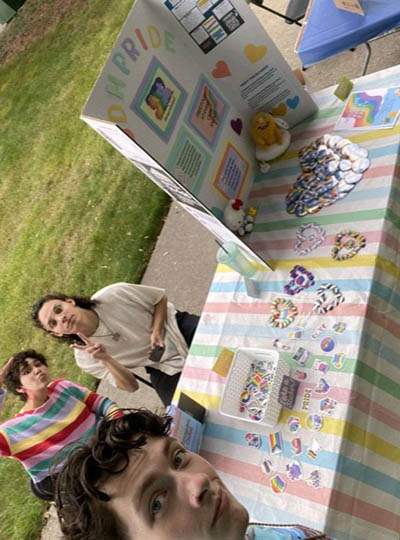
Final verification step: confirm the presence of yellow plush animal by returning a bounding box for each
[250,112,283,148]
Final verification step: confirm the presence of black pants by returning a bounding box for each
[30,474,57,501]
[146,311,199,407]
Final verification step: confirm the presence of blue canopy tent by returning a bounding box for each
[297,0,400,69]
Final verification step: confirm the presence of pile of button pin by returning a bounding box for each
[239,359,276,421]
[286,134,370,217]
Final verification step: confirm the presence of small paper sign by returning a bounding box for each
[278,375,300,409]
[333,0,364,16]
[212,348,234,377]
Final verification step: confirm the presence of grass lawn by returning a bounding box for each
[0,0,170,537]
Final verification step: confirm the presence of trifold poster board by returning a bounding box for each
[82,0,317,268]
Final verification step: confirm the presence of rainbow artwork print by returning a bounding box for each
[335,86,400,131]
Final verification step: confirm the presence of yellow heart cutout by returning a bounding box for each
[245,44,267,63]
[271,103,287,116]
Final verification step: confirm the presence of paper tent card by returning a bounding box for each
[81,0,317,267]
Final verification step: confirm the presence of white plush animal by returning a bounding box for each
[223,199,256,236]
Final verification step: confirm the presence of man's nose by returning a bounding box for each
[178,472,210,507]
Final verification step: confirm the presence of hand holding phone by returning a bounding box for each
[149,345,165,363]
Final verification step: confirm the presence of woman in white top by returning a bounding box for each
[31,282,199,405]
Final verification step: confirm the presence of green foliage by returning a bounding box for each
[0,1,170,537]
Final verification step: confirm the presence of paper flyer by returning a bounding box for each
[335,86,400,131]
[81,0,317,267]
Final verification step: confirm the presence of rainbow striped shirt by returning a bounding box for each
[0,379,119,484]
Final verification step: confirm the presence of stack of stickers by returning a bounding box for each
[286,134,370,217]
[239,359,276,422]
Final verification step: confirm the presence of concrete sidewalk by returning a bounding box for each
[41,1,400,537]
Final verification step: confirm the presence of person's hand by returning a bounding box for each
[150,329,165,350]
[0,357,14,388]
[70,334,111,363]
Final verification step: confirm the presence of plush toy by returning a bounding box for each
[223,199,258,236]
[250,112,291,173]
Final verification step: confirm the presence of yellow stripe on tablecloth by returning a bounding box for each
[274,125,400,162]
[217,256,400,280]
[172,390,400,464]
[173,389,221,411]
[279,409,400,464]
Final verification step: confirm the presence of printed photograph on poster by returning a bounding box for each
[149,167,208,213]
[185,74,229,149]
[164,0,244,54]
[131,57,187,143]
[166,127,211,194]
[213,141,249,200]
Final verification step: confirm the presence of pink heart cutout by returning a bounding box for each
[230,118,242,135]
[212,60,231,79]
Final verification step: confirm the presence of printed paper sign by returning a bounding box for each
[164,0,244,54]
[213,142,249,199]
[185,75,229,149]
[167,127,211,193]
[333,0,364,16]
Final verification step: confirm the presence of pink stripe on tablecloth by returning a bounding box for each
[204,301,368,318]
[181,365,225,384]
[366,304,400,340]
[329,489,400,533]
[204,300,400,340]
[249,165,400,199]
[180,364,400,431]
[250,230,400,255]
[201,450,400,532]
[200,449,331,504]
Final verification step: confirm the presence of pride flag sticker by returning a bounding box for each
[270,474,286,493]
[269,431,283,454]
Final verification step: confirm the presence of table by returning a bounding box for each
[296,0,400,69]
[174,65,400,540]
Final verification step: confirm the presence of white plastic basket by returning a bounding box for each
[219,347,290,427]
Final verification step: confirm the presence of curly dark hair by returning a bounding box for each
[55,409,172,540]
[31,294,97,344]
[4,350,48,402]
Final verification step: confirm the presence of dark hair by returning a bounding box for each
[55,409,172,540]
[31,294,97,344]
[4,350,48,402]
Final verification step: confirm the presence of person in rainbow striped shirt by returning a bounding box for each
[55,410,334,540]
[0,347,120,501]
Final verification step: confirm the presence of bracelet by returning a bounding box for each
[313,283,344,314]
[268,297,298,328]
[294,223,326,255]
[284,265,315,296]
[331,230,366,261]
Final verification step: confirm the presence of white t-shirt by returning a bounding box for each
[74,283,189,386]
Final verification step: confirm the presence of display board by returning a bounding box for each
[82,0,318,267]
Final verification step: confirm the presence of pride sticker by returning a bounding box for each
[270,474,286,493]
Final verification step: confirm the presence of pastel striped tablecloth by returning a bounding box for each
[175,65,400,540]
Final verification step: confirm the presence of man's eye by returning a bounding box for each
[49,320,56,329]
[54,305,62,314]
[151,492,166,517]
[173,449,186,468]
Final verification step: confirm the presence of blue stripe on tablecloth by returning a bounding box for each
[253,143,399,183]
[257,187,392,215]
[203,424,399,498]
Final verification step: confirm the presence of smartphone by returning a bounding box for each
[149,345,165,363]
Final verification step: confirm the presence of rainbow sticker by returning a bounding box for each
[269,431,283,454]
[332,353,346,369]
[270,474,286,493]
